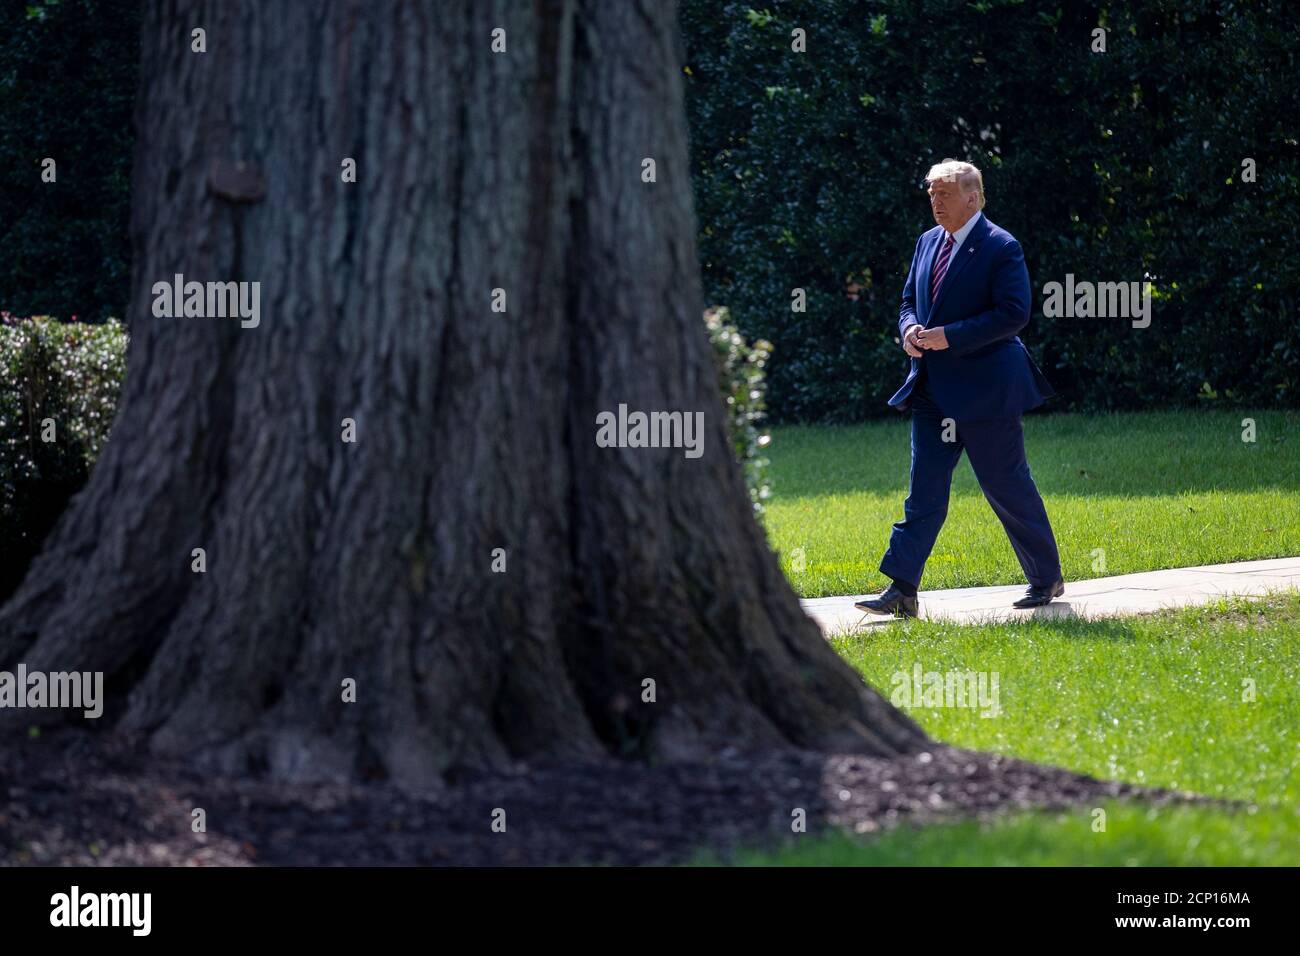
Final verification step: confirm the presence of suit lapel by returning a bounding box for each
[929,213,990,322]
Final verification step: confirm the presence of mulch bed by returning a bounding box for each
[1,729,1204,866]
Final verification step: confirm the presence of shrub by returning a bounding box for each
[0,314,127,598]
[706,306,772,513]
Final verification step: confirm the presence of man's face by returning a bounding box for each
[927,176,976,232]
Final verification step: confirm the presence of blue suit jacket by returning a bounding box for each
[889,214,1055,422]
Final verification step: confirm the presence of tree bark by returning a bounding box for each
[0,0,926,786]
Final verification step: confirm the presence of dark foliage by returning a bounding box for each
[682,0,1299,421]
[0,0,139,321]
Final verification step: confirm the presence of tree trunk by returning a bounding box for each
[0,0,926,787]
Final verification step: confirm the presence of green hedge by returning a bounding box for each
[0,0,138,321]
[0,315,127,599]
[5,1,1296,426]
[682,0,1300,421]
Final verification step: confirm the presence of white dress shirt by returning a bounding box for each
[946,209,983,260]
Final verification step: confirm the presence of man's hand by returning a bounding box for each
[902,324,923,357]
[916,326,949,351]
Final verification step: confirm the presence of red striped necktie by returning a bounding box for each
[929,233,955,304]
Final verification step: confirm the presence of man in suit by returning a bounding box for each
[856,159,1064,618]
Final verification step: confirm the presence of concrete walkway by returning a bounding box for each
[800,556,1300,634]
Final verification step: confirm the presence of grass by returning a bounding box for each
[721,593,1300,865]
[761,408,1300,598]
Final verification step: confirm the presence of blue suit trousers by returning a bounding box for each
[879,372,1062,590]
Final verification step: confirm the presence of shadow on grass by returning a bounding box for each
[767,408,1300,499]
[830,609,1150,646]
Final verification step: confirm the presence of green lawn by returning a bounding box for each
[720,593,1300,865]
[762,408,1300,599]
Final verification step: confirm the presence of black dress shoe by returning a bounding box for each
[1012,578,1065,608]
[855,585,919,618]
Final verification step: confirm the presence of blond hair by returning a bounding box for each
[926,159,985,210]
